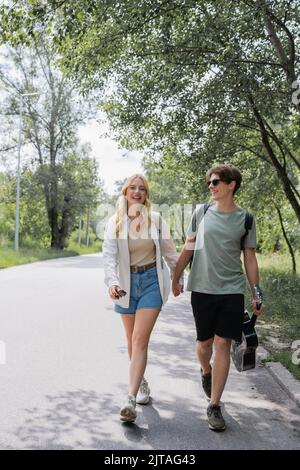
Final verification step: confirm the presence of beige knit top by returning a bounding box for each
[128,219,156,266]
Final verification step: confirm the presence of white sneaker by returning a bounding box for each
[136,378,151,405]
[120,395,137,422]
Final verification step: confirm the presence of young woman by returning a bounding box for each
[103,174,182,423]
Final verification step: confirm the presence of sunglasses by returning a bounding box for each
[206,178,223,187]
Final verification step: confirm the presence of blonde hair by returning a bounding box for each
[115,174,152,237]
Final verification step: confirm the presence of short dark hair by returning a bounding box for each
[206,164,242,195]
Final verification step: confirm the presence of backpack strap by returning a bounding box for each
[240,211,253,250]
[156,211,163,269]
[204,202,211,215]
[191,202,211,233]
[190,202,211,268]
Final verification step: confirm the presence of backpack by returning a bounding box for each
[189,203,253,268]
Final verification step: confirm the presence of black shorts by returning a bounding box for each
[191,292,244,342]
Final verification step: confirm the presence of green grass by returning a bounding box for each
[0,246,77,268]
[250,253,300,381]
[0,240,102,269]
[254,253,300,340]
[67,239,102,255]
[263,350,300,382]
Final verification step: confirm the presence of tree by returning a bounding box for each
[0,38,100,248]
[19,147,101,248]
[1,0,299,226]
[0,171,15,244]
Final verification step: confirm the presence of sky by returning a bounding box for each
[78,120,144,196]
[0,116,144,196]
[0,38,144,195]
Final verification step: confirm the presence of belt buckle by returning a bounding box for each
[131,263,154,273]
[145,263,153,272]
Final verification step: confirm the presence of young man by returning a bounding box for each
[172,164,264,432]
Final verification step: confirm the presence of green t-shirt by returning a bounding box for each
[186,204,256,295]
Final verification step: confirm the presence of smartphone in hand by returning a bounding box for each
[117,289,127,297]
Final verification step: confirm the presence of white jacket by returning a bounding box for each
[102,211,180,308]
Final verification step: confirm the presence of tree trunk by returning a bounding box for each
[49,217,68,250]
[275,205,297,274]
[249,96,300,224]
[181,204,185,243]
[49,207,62,249]
[78,209,82,246]
[47,197,70,250]
[85,207,90,247]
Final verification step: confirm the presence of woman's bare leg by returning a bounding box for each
[128,307,160,396]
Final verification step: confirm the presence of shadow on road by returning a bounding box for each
[13,389,207,450]
[15,389,120,450]
[12,387,203,450]
[146,295,199,382]
[13,383,300,450]
[11,293,300,450]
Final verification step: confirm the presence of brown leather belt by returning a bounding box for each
[130,261,156,273]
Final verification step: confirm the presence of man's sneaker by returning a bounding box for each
[120,395,137,422]
[207,404,226,431]
[136,378,150,405]
[201,368,212,399]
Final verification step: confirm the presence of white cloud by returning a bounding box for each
[78,120,144,195]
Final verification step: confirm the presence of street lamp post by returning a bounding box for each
[14,92,38,251]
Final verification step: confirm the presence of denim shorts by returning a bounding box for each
[114,267,163,314]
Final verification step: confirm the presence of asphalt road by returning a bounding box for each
[0,254,299,450]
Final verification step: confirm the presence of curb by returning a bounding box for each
[258,346,300,407]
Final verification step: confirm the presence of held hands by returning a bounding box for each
[172,279,184,297]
